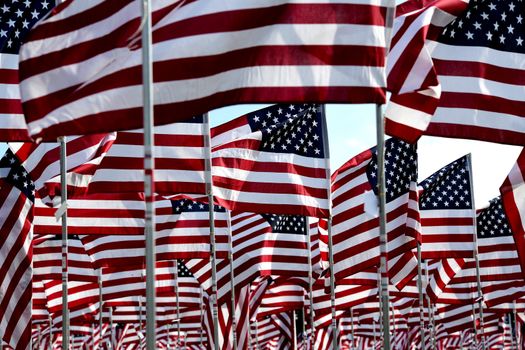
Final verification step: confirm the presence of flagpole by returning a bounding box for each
[293,311,298,350]
[466,154,486,350]
[305,221,315,348]
[109,307,114,350]
[512,301,519,350]
[350,308,355,350]
[417,243,426,350]
[320,104,338,350]
[199,289,204,349]
[424,260,436,350]
[174,261,181,350]
[139,296,143,334]
[227,211,238,350]
[98,269,103,350]
[375,104,391,349]
[58,136,70,350]
[203,112,220,350]
[140,0,157,348]
[48,316,52,350]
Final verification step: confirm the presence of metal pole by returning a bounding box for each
[306,222,315,349]
[373,321,378,350]
[466,154,486,350]
[48,316,52,350]
[350,308,355,350]
[58,136,69,350]
[109,307,114,350]
[98,269,103,350]
[139,297,143,334]
[140,0,156,349]
[319,104,338,350]
[203,112,220,350]
[375,104,391,350]
[424,261,436,350]
[174,262,181,350]
[472,301,478,348]
[512,302,519,350]
[227,211,238,350]
[416,243,427,350]
[199,289,204,349]
[292,311,298,350]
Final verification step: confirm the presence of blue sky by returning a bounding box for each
[211,103,523,207]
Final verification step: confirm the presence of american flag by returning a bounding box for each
[211,103,330,218]
[88,119,206,196]
[18,0,389,140]
[418,155,475,259]
[0,0,52,140]
[386,0,525,146]
[185,211,310,304]
[33,235,97,283]
[330,137,418,279]
[501,148,525,280]
[0,149,34,350]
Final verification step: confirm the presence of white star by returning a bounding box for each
[7,19,15,27]
[486,31,493,40]
[7,39,12,47]
[22,19,29,28]
[450,29,455,38]
[253,116,260,122]
[507,25,514,34]
[24,0,30,6]
[289,105,295,111]
[41,0,49,9]
[0,29,6,37]
[488,3,496,10]
[494,22,499,31]
[517,37,523,46]
[15,8,23,16]
[481,12,489,20]
[518,14,523,24]
[458,20,463,28]
[31,9,39,19]
[1,4,9,12]
[501,12,507,21]
[14,29,20,38]
[473,22,481,30]
[499,34,505,43]
[509,2,515,11]
[466,31,474,39]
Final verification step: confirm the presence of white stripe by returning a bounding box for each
[0,114,26,129]
[433,107,525,133]
[440,75,525,102]
[0,53,18,70]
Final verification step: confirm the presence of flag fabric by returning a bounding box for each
[501,149,525,279]
[330,137,418,279]
[88,118,206,196]
[386,0,525,146]
[418,155,476,259]
[19,0,390,140]
[0,0,53,141]
[211,103,330,218]
[0,150,35,350]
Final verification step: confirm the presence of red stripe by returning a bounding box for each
[115,132,204,147]
[0,98,23,113]
[0,69,19,84]
[215,197,328,218]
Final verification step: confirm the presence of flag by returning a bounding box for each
[211,103,330,217]
[0,0,53,140]
[19,0,389,140]
[386,0,525,145]
[88,118,206,196]
[418,155,475,259]
[0,150,34,350]
[501,149,525,279]
[330,137,418,279]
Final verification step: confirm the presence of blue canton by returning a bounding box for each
[419,155,472,210]
[366,138,418,202]
[171,198,225,214]
[440,0,525,53]
[260,213,307,235]
[477,197,513,238]
[177,259,194,278]
[247,104,325,158]
[0,0,53,53]
[0,149,35,201]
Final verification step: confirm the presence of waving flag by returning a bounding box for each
[0,0,53,140]
[386,0,525,145]
[418,155,475,258]
[0,150,34,350]
[501,149,525,279]
[330,137,418,279]
[212,103,330,218]
[19,0,390,140]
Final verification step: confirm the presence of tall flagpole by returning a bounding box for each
[203,112,220,350]
[292,311,298,350]
[466,154,486,350]
[109,307,114,350]
[199,289,204,349]
[305,220,315,348]
[227,211,238,350]
[58,136,69,350]
[424,260,436,350]
[49,316,53,350]
[512,301,519,350]
[416,243,426,350]
[140,0,156,349]
[174,262,181,350]
[98,269,103,350]
[320,104,338,350]
[375,104,391,349]
[350,308,355,350]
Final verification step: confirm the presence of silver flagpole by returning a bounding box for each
[203,112,220,350]
[424,260,436,350]
[48,316,52,350]
[140,0,156,348]
[305,221,315,348]
[417,243,426,350]
[472,301,479,348]
[174,262,181,350]
[466,154,486,350]
[292,311,298,350]
[98,269,103,350]
[320,104,338,350]
[350,308,355,350]
[92,326,95,350]
[373,321,378,350]
[512,301,519,350]
[375,104,391,350]
[227,211,238,350]
[199,289,204,349]
[58,136,69,350]
[109,307,114,350]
